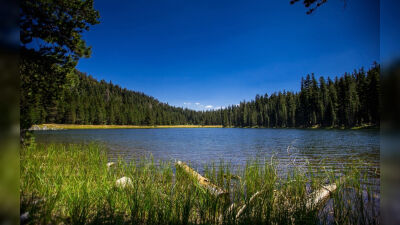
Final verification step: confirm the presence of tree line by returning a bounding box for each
[25,64,380,128]
[26,71,222,126]
[220,64,380,128]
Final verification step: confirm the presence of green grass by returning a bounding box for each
[20,143,380,224]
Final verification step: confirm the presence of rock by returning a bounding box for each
[20,212,29,224]
[116,176,133,188]
[28,125,63,131]
[29,125,40,131]
[107,162,116,168]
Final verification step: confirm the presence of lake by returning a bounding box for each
[34,128,379,177]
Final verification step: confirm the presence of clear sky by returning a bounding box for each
[381,0,400,65]
[77,0,379,111]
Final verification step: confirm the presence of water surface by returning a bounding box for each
[34,128,379,175]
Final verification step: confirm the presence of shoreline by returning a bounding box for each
[30,124,223,130]
[30,123,379,130]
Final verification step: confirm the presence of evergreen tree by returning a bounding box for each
[20,0,100,130]
[24,65,380,129]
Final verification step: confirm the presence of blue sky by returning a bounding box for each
[381,0,400,65]
[77,0,379,110]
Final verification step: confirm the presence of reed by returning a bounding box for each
[20,143,379,224]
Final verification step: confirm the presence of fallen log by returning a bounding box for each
[223,174,241,180]
[218,202,238,223]
[234,184,337,220]
[175,161,228,197]
[176,160,337,222]
[306,183,337,208]
[235,190,264,219]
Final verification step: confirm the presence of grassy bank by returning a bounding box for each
[32,124,223,130]
[20,143,379,224]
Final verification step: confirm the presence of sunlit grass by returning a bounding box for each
[20,143,379,224]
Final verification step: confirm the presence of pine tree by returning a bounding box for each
[367,64,380,125]
[25,65,379,129]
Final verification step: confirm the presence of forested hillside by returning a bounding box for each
[27,64,380,128]
[27,71,221,126]
[220,64,380,128]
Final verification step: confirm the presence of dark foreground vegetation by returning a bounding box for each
[23,64,380,129]
[21,143,380,225]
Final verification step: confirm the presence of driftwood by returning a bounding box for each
[176,161,337,222]
[176,161,228,197]
[234,184,337,220]
[223,174,241,180]
[306,183,337,208]
[235,190,264,219]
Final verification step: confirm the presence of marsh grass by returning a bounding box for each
[20,143,379,224]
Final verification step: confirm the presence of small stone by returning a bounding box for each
[21,212,29,223]
[106,162,116,168]
[116,176,133,188]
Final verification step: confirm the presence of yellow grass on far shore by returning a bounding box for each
[32,124,223,130]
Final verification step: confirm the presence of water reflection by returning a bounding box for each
[34,128,379,176]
